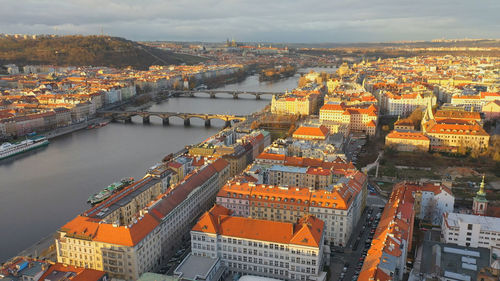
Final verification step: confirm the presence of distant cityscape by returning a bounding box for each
[0,34,499,281]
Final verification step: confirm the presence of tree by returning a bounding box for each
[298,76,308,87]
[250,121,260,130]
[408,108,423,126]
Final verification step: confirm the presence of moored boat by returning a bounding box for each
[87,177,134,205]
[0,136,49,161]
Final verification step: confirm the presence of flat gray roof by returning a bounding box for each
[420,240,490,280]
[175,254,218,280]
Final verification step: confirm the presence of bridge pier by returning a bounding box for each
[255,94,261,100]
[210,93,216,99]
[142,116,150,124]
[205,119,211,127]
[184,119,191,126]
[233,92,238,99]
[162,118,169,125]
[224,120,231,128]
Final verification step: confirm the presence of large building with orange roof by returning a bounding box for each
[55,160,229,281]
[319,103,378,136]
[216,174,365,246]
[451,92,500,112]
[423,118,490,152]
[292,125,330,141]
[385,130,430,152]
[190,205,327,281]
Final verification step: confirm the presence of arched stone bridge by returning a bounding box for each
[99,110,248,127]
[166,90,283,100]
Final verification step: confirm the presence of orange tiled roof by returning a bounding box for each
[386,130,429,141]
[425,120,488,136]
[293,125,330,138]
[38,263,107,281]
[60,214,159,247]
[434,110,481,120]
[193,205,324,247]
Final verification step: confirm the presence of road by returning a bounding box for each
[344,137,367,163]
[328,206,383,281]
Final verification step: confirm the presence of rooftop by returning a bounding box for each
[174,254,219,280]
[420,240,490,281]
[445,213,500,232]
[193,205,324,247]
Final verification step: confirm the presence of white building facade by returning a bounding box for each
[442,213,500,249]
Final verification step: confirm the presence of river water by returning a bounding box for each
[0,73,313,262]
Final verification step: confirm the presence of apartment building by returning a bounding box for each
[190,205,327,281]
[385,131,430,152]
[442,213,500,249]
[292,125,330,141]
[271,95,317,116]
[423,119,490,152]
[0,257,108,281]
[381,92,436,117]
[359,182,416,281]
[451,92,500,111]
[411,182,454,225]
[319,103,378,136]
[55,159,229,281]
[216,178,365,246]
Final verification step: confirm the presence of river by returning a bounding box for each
[0,72,313,262]
[0,67,340,262]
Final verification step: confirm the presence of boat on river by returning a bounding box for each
[0,136,49,161]
[87,177,134,205]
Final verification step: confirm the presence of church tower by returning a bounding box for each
[473,175,488,216]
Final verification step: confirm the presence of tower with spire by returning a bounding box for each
[472,175,488,216]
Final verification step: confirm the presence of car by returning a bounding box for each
[342,267,348,273]
[344,262,350,267]
[359,257,364,262]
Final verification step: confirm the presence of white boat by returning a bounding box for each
[0,136,49,160]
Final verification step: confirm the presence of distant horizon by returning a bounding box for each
[1,0,498,43]
[2,33,500,46]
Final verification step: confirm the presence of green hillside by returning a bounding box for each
[0,35,206,70]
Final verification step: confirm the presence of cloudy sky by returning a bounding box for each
[0,0,499,43]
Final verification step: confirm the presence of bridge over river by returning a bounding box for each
[98,110,248,127]
[164,90,283,99]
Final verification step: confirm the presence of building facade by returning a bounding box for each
[442,213,500,249]
[216,179,365,246]
[56,160,229,281]
[319,103,378,136]
[191,205,327,281]
[385,131,430,152]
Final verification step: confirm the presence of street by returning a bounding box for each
[328,205,383,281]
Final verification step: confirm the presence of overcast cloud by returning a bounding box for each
[0,0,499,43]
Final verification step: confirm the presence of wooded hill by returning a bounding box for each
[0,35,206,70]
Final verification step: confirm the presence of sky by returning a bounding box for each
[0,0,499,43]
